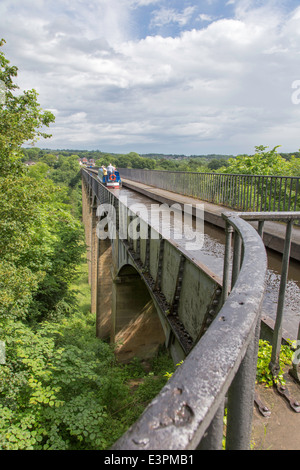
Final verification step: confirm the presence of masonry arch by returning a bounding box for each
[112,264,166,363]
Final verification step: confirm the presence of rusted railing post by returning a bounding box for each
[226,321,260,450]
[221,222,233,305]
[197,400,225,450]
[269,219,293,376]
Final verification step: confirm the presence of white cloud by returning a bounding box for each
[198,14,214,22]
[150,6,196,28]
[130,0,160,6]
[0,0,300,154]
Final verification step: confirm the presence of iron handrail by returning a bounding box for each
[111,213,267,450]
[224,212,299,378]
[120,167,300,179]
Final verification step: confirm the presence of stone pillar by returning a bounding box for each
[96,238,113,340]
[81,181,88,242]
[90,206,98,315]
[86,196,92,286]
[82,181,92,285]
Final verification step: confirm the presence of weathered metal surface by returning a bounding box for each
[177,259,220,342]
[169,255,185,317]
[123,237,194,356]
[149,235,161,286]
[234,212,300,394]
[160,242,182,304]
[275,383,300,413]
[254,392,271,417]
[269,219,294,376]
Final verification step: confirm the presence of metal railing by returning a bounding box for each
[226,212,300,412]
[111,212,268,450]
[229,212,299,380]
[119,168,300,213]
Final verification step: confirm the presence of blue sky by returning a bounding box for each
[1,0,300,155]
[132,0,236,38]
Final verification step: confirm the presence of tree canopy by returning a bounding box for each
[219,145,300,176]
[0,39,55,177]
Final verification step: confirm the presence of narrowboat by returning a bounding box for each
[97,167,122,188]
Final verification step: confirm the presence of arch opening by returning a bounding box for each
[113,264,166,363]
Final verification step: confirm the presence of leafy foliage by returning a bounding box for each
[0,42,84,323]
[0,174,84,322]
[256,339,293,388]
[219,145,300,177]
[22,144,300,178]
[22,147,231,174]
[0,39,55,177]
[0,312,173,450]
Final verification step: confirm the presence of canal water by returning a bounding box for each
[110,185,300,340]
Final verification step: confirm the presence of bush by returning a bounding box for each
[0,313,174,449]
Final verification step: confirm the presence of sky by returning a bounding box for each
[1,0,300,156]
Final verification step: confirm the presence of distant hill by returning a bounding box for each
[140,153,235,160]
[23,148,299,162]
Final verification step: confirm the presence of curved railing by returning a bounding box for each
[112,213,267,450]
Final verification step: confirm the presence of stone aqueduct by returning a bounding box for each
[82,169,223,365]
[81,168,271,450]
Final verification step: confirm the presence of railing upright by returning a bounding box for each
[269,219,294,376]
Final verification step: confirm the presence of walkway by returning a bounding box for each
[252,370,300,450]
[122,177,300,450]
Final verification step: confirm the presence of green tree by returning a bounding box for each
[22,147,43,162]
[0,174,84,322]
[0,43,173,451]
[0,42,84,322]
[0,39,55,176]
[40,153,58,167]
[27,161,50,180]
[287,155,300,176]
[207,158,229,171]
[218,145,300,210]
[220,145,293,176]
[50,154,81,187]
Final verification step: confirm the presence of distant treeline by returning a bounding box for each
[22,146,300,174]
[139,153,235,160]
[22,148,232,172]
